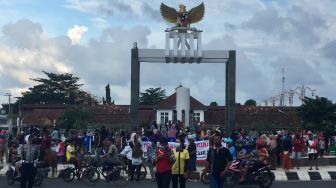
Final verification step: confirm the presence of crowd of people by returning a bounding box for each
[0,121,335,188]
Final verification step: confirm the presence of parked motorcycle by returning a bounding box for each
[6,161,49,186]
[224,159,275,188]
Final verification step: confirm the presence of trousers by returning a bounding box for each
[156,170,172,188]
[20,163,37,188]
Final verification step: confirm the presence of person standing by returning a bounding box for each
[172,138,190,188]
[306,133,319,170]
[146,140,157,181]
[187,135,197,172]
[292,133,304,169]
[130,135,143,182]
[205,133,232,188]
[20,135,40,188]
[154,137,174,188]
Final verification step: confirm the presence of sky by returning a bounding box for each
[0,0,336,107]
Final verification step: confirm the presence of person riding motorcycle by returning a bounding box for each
[239,139,268,182]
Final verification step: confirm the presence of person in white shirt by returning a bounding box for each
[306,133,319,170]
[120,133,143,182]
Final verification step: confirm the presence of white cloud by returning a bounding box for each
[1,0,336,106]
[67,25,88,44]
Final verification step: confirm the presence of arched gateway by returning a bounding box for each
[130,3,236,134]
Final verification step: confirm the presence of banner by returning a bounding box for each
[141,140,210,162]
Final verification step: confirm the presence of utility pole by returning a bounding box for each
[5,93,11,116]
[280,68,285,106]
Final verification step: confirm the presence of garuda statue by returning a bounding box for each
[160,2,205,28]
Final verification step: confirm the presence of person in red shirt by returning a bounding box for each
[292,133,304,169]
[154,137,174,188]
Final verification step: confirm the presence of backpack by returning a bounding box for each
[132,141,143,158]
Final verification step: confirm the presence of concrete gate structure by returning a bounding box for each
[130,26,236,134]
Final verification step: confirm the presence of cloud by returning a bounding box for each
[1,0,336,106]
[2,18,42,49]
[322,40,336,60]
[65,0,134,17]
[67,25,88,44]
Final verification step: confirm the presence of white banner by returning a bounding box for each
[141,140,210,162]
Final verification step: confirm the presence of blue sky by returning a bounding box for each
[1,0,336,107]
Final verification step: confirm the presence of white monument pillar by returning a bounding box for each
[176,86,190,127]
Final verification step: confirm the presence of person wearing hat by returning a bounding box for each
[20,135,40,188]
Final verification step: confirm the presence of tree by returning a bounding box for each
[58,107,95,133]
[244,99,257,106]
[105,84,112,104]
[139,87,166,105]
[210,101,218,106]
[299,96,336,131]
[18,71,98,105]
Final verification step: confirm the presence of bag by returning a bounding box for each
[132,142,143,158]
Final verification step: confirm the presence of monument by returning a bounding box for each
[130,3,236,134]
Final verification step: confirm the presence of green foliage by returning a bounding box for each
[210,101,218,106]
[244,99,257,106]
[19,71,98,105]
[139,87,166,105]
[58,107,95,133]
[299,96,336,131]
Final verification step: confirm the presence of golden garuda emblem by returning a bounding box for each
[160,2,205,28]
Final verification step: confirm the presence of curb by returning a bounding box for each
[2,164,336,181]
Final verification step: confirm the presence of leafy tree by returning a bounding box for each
[299,96,336,131]
[19,71,98,105]
[139,87,166,105]
[57,107,95,133]
[105,84,112,104]
[210,101,218,106]
[244,99,257,106]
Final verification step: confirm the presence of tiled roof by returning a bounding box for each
[156,93,205,110]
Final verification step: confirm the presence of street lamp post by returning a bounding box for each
[290,85,316,135]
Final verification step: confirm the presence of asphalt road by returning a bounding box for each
[0,177,335,188]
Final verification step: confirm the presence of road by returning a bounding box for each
[0,177,335,188]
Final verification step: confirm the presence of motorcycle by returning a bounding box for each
[224,159,275,188]
[201,170,210,184]
[6,161,49,186]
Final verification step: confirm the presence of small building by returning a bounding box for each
[155,86,206,126]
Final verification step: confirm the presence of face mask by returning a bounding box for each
[175,143,180,147]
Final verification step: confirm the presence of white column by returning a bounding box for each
[176,87,190,127]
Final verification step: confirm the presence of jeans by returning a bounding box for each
[172,174,186,188]
[144,159,155,180]
[21,163,37,188]
[156,170,172,188]
[209,174,224,188]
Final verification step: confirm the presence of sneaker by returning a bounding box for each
[309,167,313,170]
[316,167,319,170]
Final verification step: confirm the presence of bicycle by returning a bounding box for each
[119,155,147,180]
[82,160,129,186]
